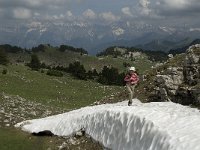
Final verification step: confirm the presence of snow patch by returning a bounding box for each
[15,100,200,150]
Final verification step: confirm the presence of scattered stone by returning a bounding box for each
[58,142,68,150]
[69,137,76,145]
[75,128,85,138]
[0,93,65,127]
[5,124,10,127]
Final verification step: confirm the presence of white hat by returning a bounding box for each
[129,67,136,71]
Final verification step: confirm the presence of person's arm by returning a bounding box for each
[130,73,139,84]
[124,74,130,82]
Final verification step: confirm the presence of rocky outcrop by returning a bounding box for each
[183,44,200,86]
[150,44,200,106]
[153,67,183,102]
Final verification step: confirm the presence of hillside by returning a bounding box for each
[97,46,168,62]
[1,43,180,150]
[0,43,158,150]
[0,63,123,149]
[2,44,155,75]
[133,44,200,106]
[169,39,200,54]
[136,38,193,52]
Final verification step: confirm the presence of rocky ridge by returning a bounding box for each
[149,44,200,105]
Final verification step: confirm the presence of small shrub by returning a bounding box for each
[2,69,7,74]
[41,69,45,73]
[27,54,41,70]
[46,70,63,77]
[67,61,87,80]
[0,49,9,65]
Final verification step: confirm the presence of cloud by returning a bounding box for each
[154,0,200,16]
[121,7,133,17]
[43,11,74,21]
[13,8,32,19]
[138,0,151,16]
[66,11,73,17]
[0,0,200,27]
[159,0,189,9]
[100,12,120,23]
[189,28,200,32]
[139,0,150,8]
[83,9,96,19]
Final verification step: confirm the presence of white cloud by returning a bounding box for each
[121,7,133,17]
[160,0,189,9]
[154,0,200,16]
[66,11,73,17]
[189,28,200,32]
[0,0,200,27]
[138,0,151,16]
[13,8,32,19]
[139,0,150,8]
[100,12,120,23]
[34,12,40,17]
[27,0,41,7]
[83,9,96,19]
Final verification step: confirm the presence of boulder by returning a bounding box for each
[153,67,183,101]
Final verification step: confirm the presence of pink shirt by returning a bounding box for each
[124,73,139,85]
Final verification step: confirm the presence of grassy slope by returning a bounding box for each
[0,64,123,110]
[0,64,120,150]
[0,128,53,150]
[1,49,154,150]
[0,127,103,150]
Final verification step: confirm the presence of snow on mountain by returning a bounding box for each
[15,100,200,150]
[112,27,125,36]
[159,26,176,35]
[0,21,199,53]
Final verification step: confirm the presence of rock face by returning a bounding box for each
[150,44,200,106]
[183,44,200,86]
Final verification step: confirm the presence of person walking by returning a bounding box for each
[124,67,139,106]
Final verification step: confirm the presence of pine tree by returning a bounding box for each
[0,49,9,65]
[28,54,41,70]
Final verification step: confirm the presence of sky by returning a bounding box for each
[0,0,200,27]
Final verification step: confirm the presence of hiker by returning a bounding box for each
[124,67,139,106]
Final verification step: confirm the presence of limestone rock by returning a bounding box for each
[148,44,200,105]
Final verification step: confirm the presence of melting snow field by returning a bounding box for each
[15,99,200,150]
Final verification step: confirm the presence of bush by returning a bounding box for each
[31,44,46,53]
[59,45,88,54]
[98,66,124,85]
[0,49,9,65]
[2,69,7,75]
[41,69,45,73]
[46,70,63,77]
[27,54,41,70]
[67,61,87,80]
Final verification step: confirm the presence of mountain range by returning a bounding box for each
[0,21,200,54]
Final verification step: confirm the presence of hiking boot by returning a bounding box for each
[128,100,132,106]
